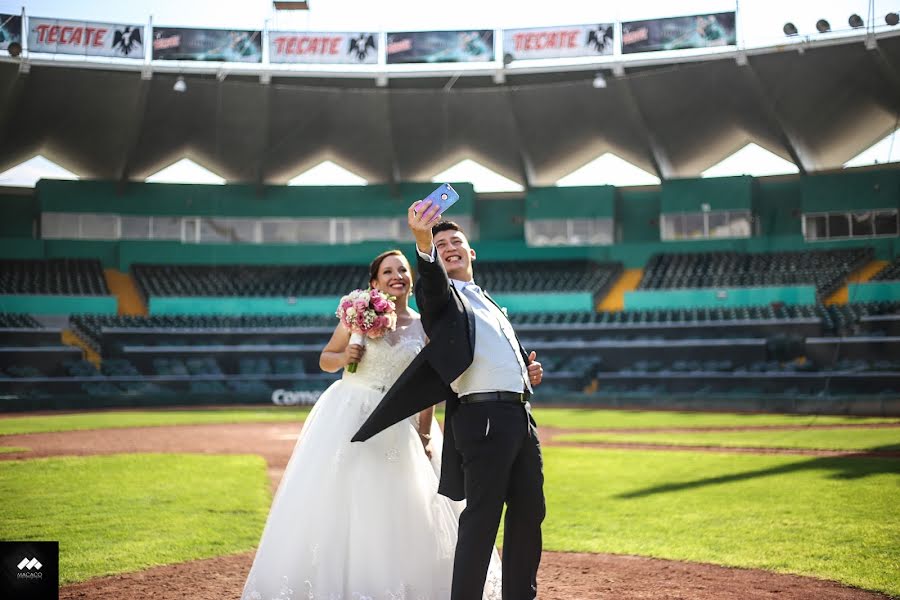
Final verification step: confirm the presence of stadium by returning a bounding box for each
[0,1,898,598]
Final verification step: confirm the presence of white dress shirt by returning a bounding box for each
[417,244,532,396]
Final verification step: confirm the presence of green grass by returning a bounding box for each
[0,407,311,436]
[555,427,900,451]
[1,406,895,437]
[0,445,27,453]
[541,446,900,597]
[531,408,900,430]
[0,453,271,584]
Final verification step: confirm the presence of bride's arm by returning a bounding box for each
[416,405,435,458]
[319,324,361,373]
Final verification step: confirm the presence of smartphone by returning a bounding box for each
[422,183,459,215]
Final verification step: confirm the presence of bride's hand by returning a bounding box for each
[344,343,365,366]
[422,440,433,459]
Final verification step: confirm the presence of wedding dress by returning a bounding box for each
[241,317,502,600]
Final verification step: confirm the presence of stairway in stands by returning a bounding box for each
[104,268,148,316]
[597,269,643,312]
[824,260,889,305]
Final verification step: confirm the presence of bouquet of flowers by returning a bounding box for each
[336,288,397,373]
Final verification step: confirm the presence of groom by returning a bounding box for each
[353,198,546,599]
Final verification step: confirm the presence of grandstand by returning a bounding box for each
[0,16,899,415]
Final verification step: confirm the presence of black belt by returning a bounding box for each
[459,391,528,405]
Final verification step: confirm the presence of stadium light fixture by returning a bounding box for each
[887,12,900,26]
[815,19,831,33]
[173,76,187,93]
[592,72,607,89]
[848,14,864,28]
[783,22,798,36]
[7,41,21,57]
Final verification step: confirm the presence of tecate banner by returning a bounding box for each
[270,31,378,64]
[0,14,22,51]
[622,12,736,54]
[28,17,144,58]
[152,27,262,62]
[503,24,614,61]
[386,30,494,64]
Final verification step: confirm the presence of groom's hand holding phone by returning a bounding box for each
[408,183,458,254]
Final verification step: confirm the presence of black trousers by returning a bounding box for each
[450,401,545,600]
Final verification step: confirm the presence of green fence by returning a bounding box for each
[846,281,900,303]
[0,294,118,315]
[149,296,340,316]
[624,286,817,310]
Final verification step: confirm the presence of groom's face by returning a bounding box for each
[434,229,476,282]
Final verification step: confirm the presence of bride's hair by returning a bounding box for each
[368,249,408,287]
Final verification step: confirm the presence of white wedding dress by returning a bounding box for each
[241,318,502,600]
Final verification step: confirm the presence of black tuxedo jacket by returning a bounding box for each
[352,248,531,501]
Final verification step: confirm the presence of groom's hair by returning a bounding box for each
[432,220,467,239]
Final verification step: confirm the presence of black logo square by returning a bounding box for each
[0,541,59,600]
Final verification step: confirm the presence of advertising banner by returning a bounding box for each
[503,24,613,61]
[386,30,494,64]
[152,27,262,62]
[28,17,144,58]
[0,13,22,51]
[270,31,378,64]
[622,12,736,54]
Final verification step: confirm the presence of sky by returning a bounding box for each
[0,0,898,188]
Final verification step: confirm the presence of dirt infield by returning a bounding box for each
[1,420,895,600]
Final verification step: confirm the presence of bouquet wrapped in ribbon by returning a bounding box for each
[336,288,397,373]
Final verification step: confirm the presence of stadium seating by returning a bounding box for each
[132,263,368,298]
[0,259,109,295]
[638,247,872,298]
[474,260,622,296]
[131,259,621,300]
[871,257,900,281]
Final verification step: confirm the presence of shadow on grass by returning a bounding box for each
[619,445,900,499]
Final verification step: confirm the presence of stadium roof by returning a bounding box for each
[1,31,899,189]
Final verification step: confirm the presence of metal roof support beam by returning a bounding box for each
[504,88,535,190]
[254,85,273,193]
[739,61,812,175]
[617,77,673,180]
[868,44,900,115]
[383,90,401,197]
[116,75,152,188]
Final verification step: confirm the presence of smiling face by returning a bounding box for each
[370,254,412,300]
[434,228,476,282]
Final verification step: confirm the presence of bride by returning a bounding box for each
[241,250,501,600]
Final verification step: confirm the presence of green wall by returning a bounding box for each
[661,175,755,213]
[0,192,37,238]
[476,198,524,241]
[757,179,803,237]
[36,180,476,218]
[525,186,616,219]
[617,189,661,243]
[150,296,339,315]
[802,170,900,213]
[846,281,900,303]
[0,294,117,315]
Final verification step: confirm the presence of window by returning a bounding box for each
[525,218,614,246]
[151,217,183,241]
[79,213,118,240]
[198,218,256,243]
[804,209,898,241]
[40,212,74,239]
[660,210,752,241]
[121,216,151,240]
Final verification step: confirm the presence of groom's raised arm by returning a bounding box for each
[408,200,451,319]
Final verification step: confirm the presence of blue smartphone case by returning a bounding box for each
[424,183,460,214]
